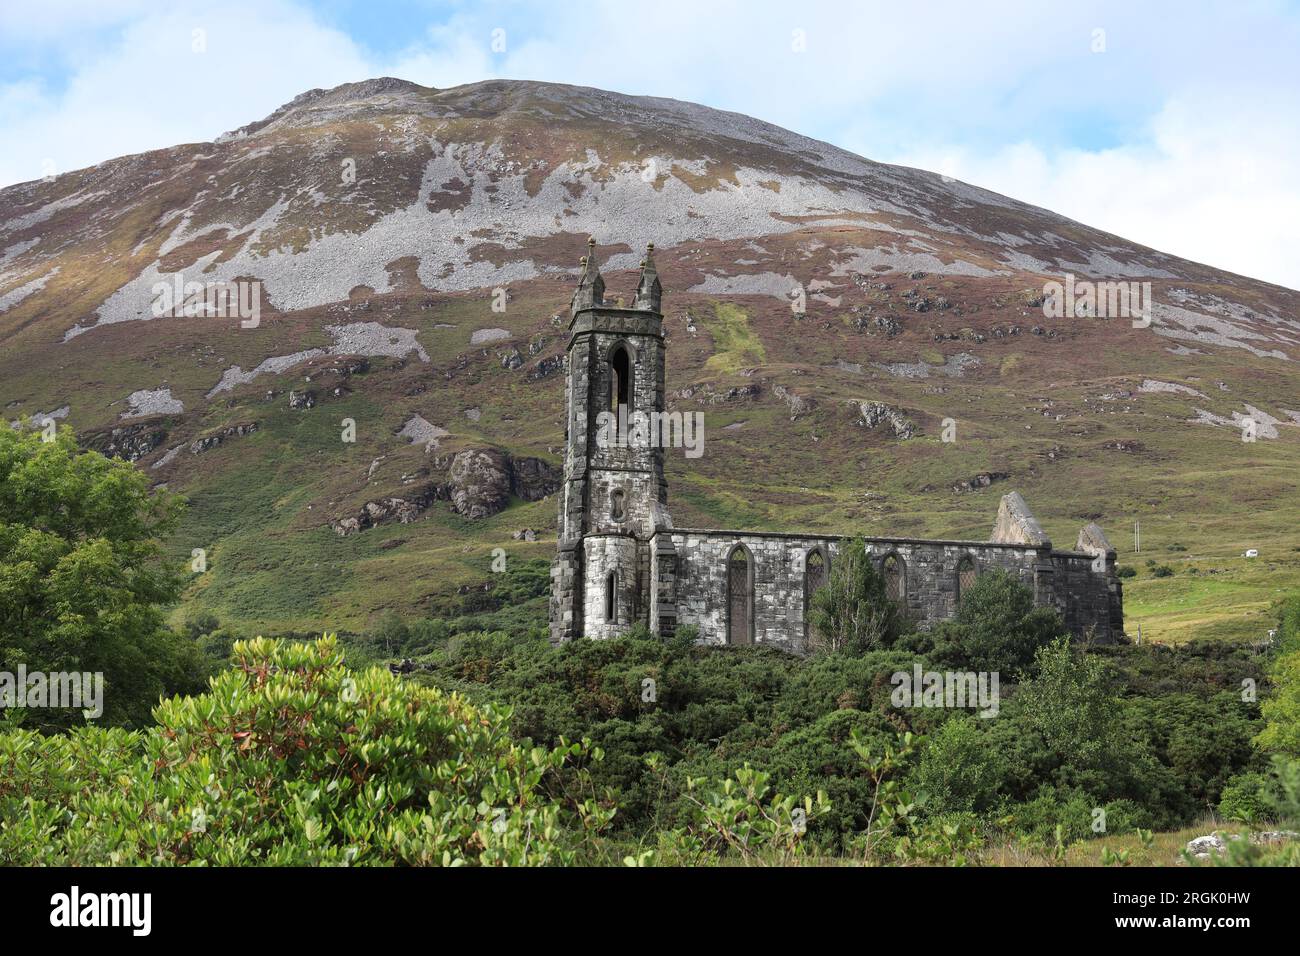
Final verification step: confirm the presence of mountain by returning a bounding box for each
[1,77,1297,642]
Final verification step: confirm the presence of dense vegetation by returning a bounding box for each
[1,429,1298,864]
[0,426,207,731]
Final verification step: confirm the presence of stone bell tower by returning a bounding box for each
[550,239,672,643]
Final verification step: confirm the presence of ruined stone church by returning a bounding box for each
[550,240,1124,651]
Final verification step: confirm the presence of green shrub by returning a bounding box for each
[998,786,1097,846]
[808,537,905,653]
[987,638,1189,828]
[1256,649,1300,755]
[1214,757,1300,865]
[917,569,1065,675]
[1121,691,1259,811]
[1218,772,1272,823]
[912,716,1009,815]
[0,424,207,730]
[0,636,608,865]
[647,763,830,866]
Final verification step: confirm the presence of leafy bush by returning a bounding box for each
[911,715,1009,815]
[986,638,1190,827]
[0,636,609,865]
[1257,648,1300,755]
[1213,757,1300,866]
[807,536,905,653]
[909,569,1064,675]
[0,424,207,730]
[1218,771,1273,823]
[646,763,830,866]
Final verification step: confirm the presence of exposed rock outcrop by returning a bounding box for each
[82,419,170,462]
[952,472,1011,494]
[528,355,564,380]
[331,484,441,536]
[190,421,259,454]
[333,446,561,533]
[856,401,916,439]
[509,455,562,502]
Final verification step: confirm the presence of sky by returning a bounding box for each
[2,0,1298,289]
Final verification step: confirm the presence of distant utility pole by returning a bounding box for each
[1134,519,1140,553]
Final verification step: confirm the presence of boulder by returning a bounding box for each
[1186,834,1228,857]
[449,448,512,519]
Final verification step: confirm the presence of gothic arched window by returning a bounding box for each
[804,548,828,642]
[610,488,626,522]
[882,553,905,602]
[727,545,753,646]
[956,555,977,602]
[610,345,632,417]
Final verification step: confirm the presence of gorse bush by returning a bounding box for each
[906,569,1064,676]
[407,577,1270,855]
[418,627,930,850]
[913,716,1006,815]
[0,636,611,865]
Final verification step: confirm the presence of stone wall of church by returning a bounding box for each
[650,531,1120,651]
[655,530,842,653]
[863,537,1047,625]
[580,532,646,640]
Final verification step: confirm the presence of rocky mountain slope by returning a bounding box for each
[1,77,1297,642]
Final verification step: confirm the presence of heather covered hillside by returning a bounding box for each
[1,78,1297,642]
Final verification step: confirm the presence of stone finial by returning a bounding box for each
[1076,522,1114,556]
[570,237,605,314]
[991,491,1052,547]
[1076,522,1115,572]
[649,499,674,534]
[633,242,662,312]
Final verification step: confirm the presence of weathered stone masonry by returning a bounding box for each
[550,241,1124,651]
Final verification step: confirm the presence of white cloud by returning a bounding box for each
[1,0,1297,288]
[0,0,374,187]
[888,93,1300,289]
